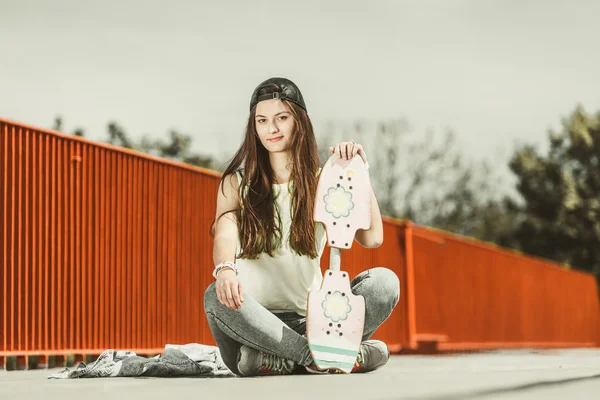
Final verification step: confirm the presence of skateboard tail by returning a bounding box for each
[308,344,358,372]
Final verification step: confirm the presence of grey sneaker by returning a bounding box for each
[237,345,296,376]
[353,340,390,373]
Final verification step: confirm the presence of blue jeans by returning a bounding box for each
[203,267,400,376]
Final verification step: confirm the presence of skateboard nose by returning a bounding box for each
[315,155,371,250]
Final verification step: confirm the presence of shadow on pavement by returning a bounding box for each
[404,373,600,400]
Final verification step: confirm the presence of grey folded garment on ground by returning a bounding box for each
[48,343,234,379]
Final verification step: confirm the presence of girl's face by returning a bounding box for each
[254,99,295,153]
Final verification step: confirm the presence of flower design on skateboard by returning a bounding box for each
[324,186,354,218]
[322,291,352,322]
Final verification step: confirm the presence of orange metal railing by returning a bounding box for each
[1,118,598,369]
[407,223,600,350]
[0,119,222,368]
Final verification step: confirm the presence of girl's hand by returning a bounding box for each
[216,269,244,310]
[329,140,369,167]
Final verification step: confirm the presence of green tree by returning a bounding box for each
[52,115,85,137]
[52,115,218,170]
[138,129,218,170]
[500,105,600,278]
[52,116,63,132]
[107,122,133,149]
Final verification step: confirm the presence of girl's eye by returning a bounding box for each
[279,116,287,121]
[258,119,266,123]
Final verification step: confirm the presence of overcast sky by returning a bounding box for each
[2,0,600,189]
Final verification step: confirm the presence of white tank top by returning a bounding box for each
[234,170,327,316]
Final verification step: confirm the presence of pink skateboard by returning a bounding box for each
[306,154,371,373]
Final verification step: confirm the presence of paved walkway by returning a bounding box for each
[2,349,599,399]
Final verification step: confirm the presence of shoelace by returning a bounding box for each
[261,352,292,374]
[356,347,364,365]
[351,347,364,372]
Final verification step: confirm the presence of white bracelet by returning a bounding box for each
[213,261,238,279]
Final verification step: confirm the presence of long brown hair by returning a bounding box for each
[210,83,320,259]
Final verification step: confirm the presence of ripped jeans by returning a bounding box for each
[203,267,400,376]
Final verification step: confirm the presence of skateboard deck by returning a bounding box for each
[307,154,371,373]
[314,155,372,249]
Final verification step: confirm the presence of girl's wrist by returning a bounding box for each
[213,261,238,279]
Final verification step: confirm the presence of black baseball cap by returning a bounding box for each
[249,77,307,112]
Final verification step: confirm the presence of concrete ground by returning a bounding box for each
[1,349,599,399]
